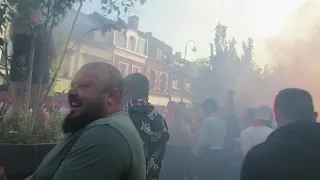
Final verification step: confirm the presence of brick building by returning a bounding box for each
[53,10,195,107]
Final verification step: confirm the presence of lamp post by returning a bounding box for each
[180,40,197,103]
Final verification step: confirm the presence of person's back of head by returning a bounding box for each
[255,105,273,128]
[242,107,256,128]
[178,102,186,109]
[201,98,219,117]
[123,73,149,103]
[274,88,317,127]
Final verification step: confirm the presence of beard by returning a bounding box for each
[62,99,105,134]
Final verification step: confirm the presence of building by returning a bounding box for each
[53,10,195,107]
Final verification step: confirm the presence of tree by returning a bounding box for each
[0,0,146,122]
[191,23,270,112]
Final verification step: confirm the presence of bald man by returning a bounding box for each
[29,62,146,180]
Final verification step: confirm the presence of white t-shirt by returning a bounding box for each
[240,126,274,156]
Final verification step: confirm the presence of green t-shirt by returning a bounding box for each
[31,111,146,180]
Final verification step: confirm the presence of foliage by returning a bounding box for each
[0,108,63,144]
[0,0,147,144]
[191,22,271,109]
[0,0,146,46]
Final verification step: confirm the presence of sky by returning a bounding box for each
[81,0,310,67]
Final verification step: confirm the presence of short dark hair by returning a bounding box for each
[274,88,314,121]
[123,73,149,99]
[201,98,219,112]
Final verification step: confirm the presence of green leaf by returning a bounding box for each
[101,6,107,10]
[107,9,112,14]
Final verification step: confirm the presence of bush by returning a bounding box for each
[0,107,63,144]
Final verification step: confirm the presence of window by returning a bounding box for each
[128,36,136,51]
[118,62,128,76]
[149,70,156,89]
[185,82,191,92]
[132,65,141,73]
[172,76,178,89]
[177,78,183,89]
[160,74,167,91]
[156,48,162,60]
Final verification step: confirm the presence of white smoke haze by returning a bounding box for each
[265,0,320,112]
[229,1,320,116]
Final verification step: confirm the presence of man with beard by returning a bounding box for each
[123,73,169,180]
[29,62,146,180]
[241,88,320,180]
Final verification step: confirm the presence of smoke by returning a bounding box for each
[265,0,320,111]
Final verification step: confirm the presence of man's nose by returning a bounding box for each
[68,88,78,97]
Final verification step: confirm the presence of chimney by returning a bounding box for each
[128,15,139,30]
[175,52,182,58]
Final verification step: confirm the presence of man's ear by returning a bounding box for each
[106,88,120,105]
[274,110,285,127]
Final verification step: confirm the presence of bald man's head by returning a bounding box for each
[63,62,123,134]
[76,62,124,97]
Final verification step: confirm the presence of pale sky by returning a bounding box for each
[81,0,310,67]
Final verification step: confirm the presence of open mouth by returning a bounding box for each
[69,98,82,110]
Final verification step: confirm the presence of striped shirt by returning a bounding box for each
[194,114,226,156]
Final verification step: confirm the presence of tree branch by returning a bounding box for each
[43,2,83,102]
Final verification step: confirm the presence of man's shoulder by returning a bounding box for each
[88,111,136,131]
[78,121,127,145]
[131,108,168,131]
[245,140,272,162]
[241,126,255,134]
[84,111,141,145]
[204,116,224,125]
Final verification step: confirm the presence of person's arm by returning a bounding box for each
[52,126,132,180]
[194,119,210,156]
[239,130,247,155]
[130,112,169,145]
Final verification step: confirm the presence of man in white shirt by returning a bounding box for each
[239,105,274,156]
[194,98,227,180]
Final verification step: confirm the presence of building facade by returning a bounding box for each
[53,10,195,107]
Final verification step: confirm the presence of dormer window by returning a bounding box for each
[128,36,136,51]
[156,48,162,60]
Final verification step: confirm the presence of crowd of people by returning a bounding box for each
[2,5,320,180]
[1,62,320,180]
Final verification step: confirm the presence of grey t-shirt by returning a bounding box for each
[31,111,146,180]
